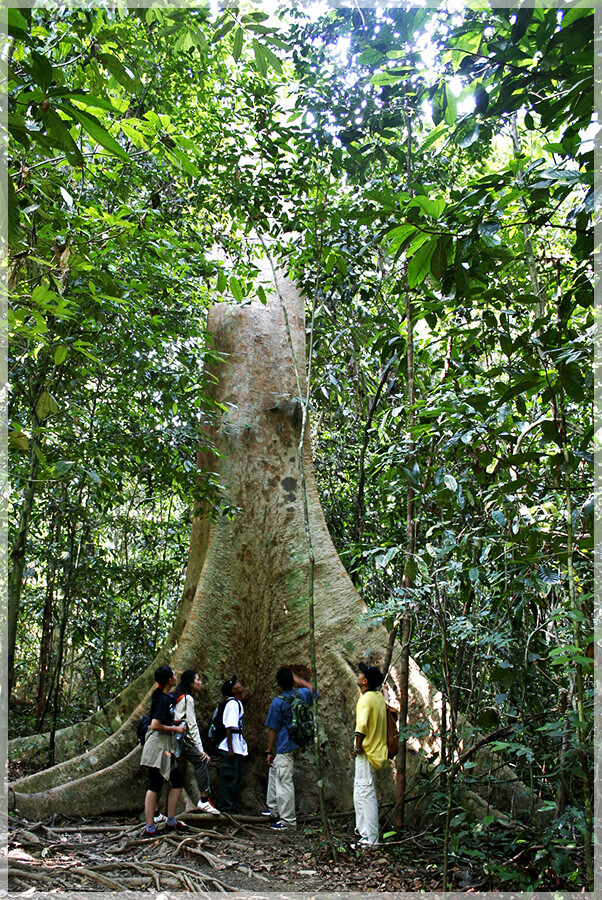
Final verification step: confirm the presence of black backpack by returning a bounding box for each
[284,689,314,747]
[136,713,151,746]
[207,698,241,749]
[206,700,228,748]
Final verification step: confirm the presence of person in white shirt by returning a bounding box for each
[172,670,220,815]
[215,675,248,813]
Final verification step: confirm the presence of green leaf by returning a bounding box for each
[432,83,446,127]
[443,473,458,492]
[53,460,75,477]
[8,7,29,37]
[430,236,450,280]
[252,39,268,78]
[233,27,244,61]
[229,276,243,302]
[96,53,136,92]
[40,106,84,166]
[217,270,227,293]
[63,104,130,161]
[54,346,69,365]
[260,43,283,75]
[444,84,457,125]
[475,85,489,114]
[36,390,59,420]
[407,237,436,288]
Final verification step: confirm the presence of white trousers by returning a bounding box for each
[353,754,379,844]
[266,751,296,826]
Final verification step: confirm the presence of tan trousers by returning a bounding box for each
[266,751,296,826]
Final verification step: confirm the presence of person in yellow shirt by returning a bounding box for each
[353,662,387,847]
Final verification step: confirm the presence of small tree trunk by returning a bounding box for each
[9,447,40,699]
[35,507,61,727]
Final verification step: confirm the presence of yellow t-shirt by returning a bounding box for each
[355,690,388,770]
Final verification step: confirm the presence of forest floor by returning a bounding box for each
[8,810,451,894]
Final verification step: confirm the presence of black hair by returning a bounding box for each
[151,665,174,700]
[221,676,236,696]
[276,667,294,691]
[174,670,197,700]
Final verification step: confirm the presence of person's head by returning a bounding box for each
[176,670,202,697]
[222,674,239,697]
[357,662,384,692]
[276,668,294,691]
[154,665,176,693]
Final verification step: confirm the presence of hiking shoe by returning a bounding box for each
[270,821,288,831]
[260,808,275,817]
[164,820,190,833]
[197,799,220,815]
[144,826,160,837]
[154,813,167,824]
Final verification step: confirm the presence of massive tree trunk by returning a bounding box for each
[9,269,446,820]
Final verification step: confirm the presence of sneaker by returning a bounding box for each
[270,820,288,831]
[144,826,159,837]
[164,820,190,833]
[154,813,167,824]
[351,838,379,849]
[197,799,220,815]
[260,808,275,817]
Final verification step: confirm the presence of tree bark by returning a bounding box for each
[9,269,444,819]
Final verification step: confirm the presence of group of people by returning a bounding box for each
[139,661,388,847]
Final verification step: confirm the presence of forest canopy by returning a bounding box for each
[8,2,594,890]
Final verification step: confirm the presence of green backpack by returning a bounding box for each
[284,689,314,747]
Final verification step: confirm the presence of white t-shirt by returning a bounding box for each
[218,697,248,756]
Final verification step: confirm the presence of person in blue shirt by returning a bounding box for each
[263,667,315,831]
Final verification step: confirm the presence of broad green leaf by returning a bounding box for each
[120,121,149,150]
[233,27,244,61]
[407,237,436,288]
[30,50,53,93]
[69,93,122,112]
[97,53,136,92]
[443,474,458,492]
[386,224,417,254]
[260,43,283,75]
[430,235,450,280]
[36,390,59,420]
[53,460,75,477]
[9,431,29,451]
[444,84,457,125]
[54,346,68,365]
[229,276,243,302]
[408,196,446,220]
[63,105,130,161]
[8,7,29,36]
[252,40,268,78]
[432,83,446,126]
[40,106,84,166]
[217,270,227,293]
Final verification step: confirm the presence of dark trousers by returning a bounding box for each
[180,741,211,801]
[216,751,244,812]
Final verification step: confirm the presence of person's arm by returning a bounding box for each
[354,731,365,755]
[150,718,185,735]
[223,699,236,758]
[266,728,278,766]
[184,696,209,759]
[354,694,369,755]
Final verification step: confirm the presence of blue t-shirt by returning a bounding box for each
[264,688,314,754]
